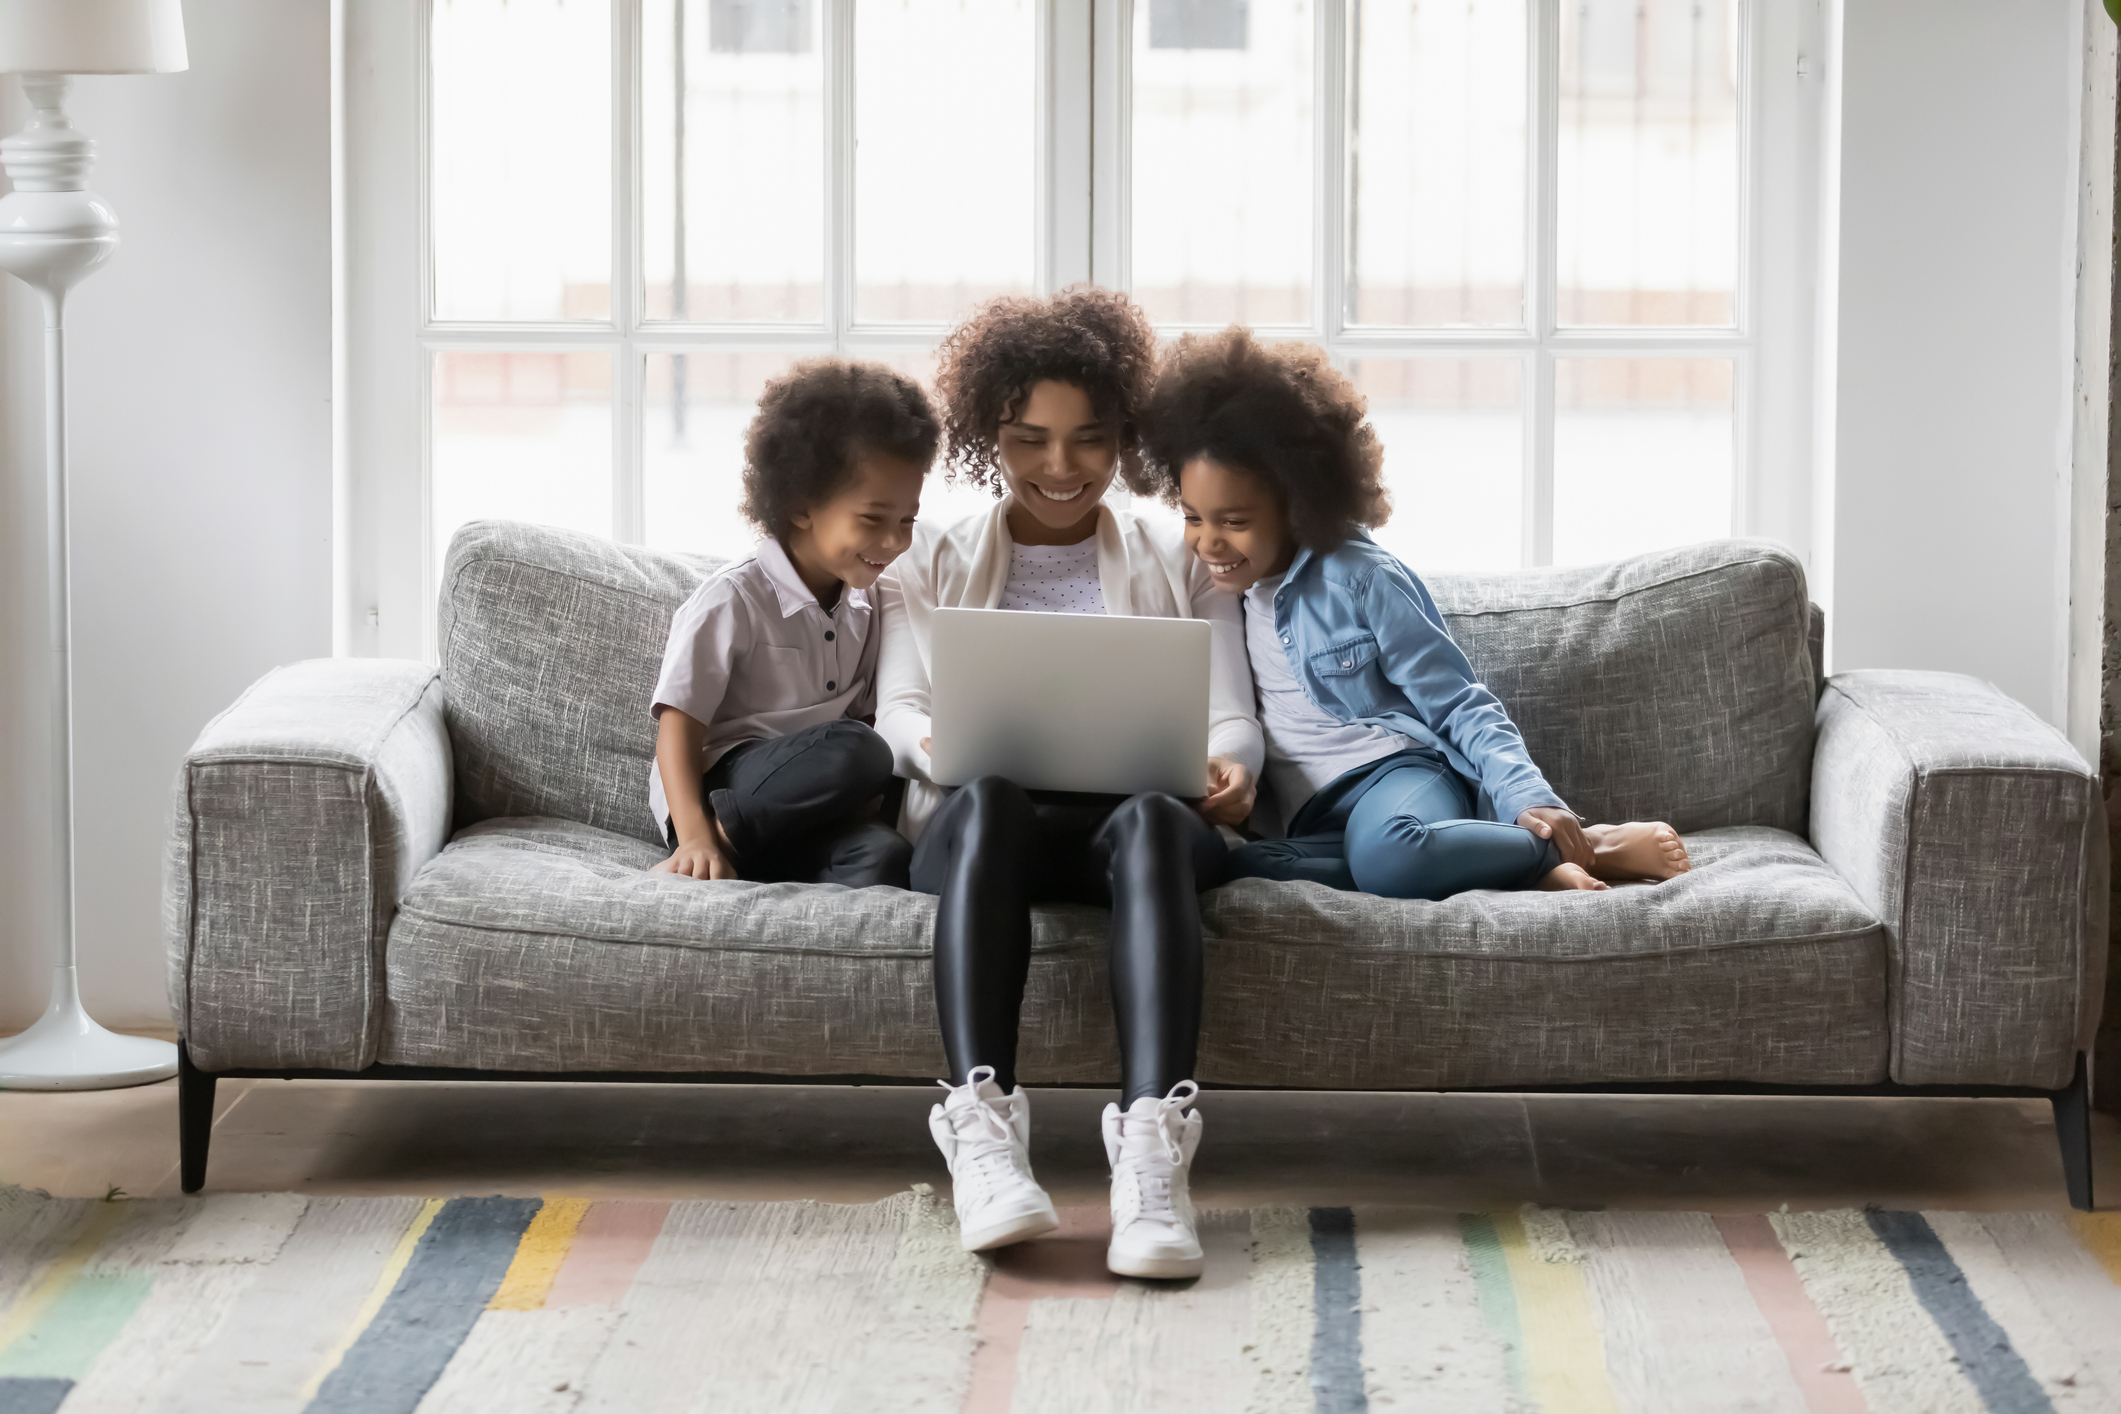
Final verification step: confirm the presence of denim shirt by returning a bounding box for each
[1265,532,1565,826]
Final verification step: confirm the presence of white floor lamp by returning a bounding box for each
[0,0,187,1090]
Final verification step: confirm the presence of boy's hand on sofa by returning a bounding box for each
[652,838,739,881]
[1198,757,1257,828]
[1518,807,1592,871]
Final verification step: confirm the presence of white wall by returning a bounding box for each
[1821,0,2083,731]
[0,1,332,1031]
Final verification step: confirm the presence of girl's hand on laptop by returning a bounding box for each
[1517,807,1592,871]
[1198,757,1257,827]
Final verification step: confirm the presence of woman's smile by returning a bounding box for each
[1028,481,1088,503]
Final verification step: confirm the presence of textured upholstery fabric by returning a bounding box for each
[1426,540,1817,834]
[1811,670,2105,1089]
[165,659,451,1071]
[443,526,1815,845]
[439,521,720,845]
[381,818,1885,1086]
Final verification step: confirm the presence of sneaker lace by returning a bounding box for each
[1114,1081,1199,1226]
[939,1069,1024,1203]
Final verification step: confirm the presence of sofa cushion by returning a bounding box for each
[439,521,723,845]
[382,819,1886,1087]
[439,524,1815,843]
[1425,539,1817,834]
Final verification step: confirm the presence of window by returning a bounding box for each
[344,0,1805,658]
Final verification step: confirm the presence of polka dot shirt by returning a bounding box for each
[996,540,1106,615]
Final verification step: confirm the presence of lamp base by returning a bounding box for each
[0,986,178,1091]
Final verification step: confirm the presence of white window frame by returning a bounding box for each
[339,0,1821,662]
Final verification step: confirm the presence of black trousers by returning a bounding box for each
[909,775,1228,1105]
[665,719,912,888]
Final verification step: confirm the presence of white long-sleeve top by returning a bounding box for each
[876,496,1266,841]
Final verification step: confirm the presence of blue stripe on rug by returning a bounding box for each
[1864,1209,2054,1414]
[304,1196,543,1414]
[0,1377,73,1414]
[1309,1206,1368,1413]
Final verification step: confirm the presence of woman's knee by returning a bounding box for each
[954,774,1038,841]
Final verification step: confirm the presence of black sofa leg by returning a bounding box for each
[2052,1052,2095,1211]
[178,1041,215,1195]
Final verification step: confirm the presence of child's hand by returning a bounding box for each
[1518,807,1592,870]
[1198,757,1257,827]
[652,839,739,881]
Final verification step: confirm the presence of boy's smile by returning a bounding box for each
[786,449,927,602]
[1179,455,1294,595]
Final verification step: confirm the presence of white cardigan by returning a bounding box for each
[876,497,1266,840]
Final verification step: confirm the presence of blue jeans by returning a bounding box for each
[1229,757,1560,900]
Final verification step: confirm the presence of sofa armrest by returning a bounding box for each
[164,659,451,1071]
[1812,670,2105,1089]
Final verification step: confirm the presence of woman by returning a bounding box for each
[875,288,1262,1280]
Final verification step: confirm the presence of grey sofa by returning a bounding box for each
[164,522,2108,1206]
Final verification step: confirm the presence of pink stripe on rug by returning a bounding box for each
[543,1201,673,1309]
[963,1206,1118,1414]
[1715,1214,1869,1414]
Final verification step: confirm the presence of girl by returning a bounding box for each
[1141,327,1691,899]
[875,289,1262,1280]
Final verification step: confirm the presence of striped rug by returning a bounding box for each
[2,1184,2119,1413]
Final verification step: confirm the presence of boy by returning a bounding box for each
[649,358,936,888]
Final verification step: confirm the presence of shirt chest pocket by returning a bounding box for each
[1307,634,1395,716]
[737,642,823,713]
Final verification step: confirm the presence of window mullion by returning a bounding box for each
[1090,0,1131,290]
[826,0,854,348]
[1316,0,1345,343]
[613,0,643,542]
[1528,0,1559,567]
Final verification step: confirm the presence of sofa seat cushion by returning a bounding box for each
[1201,826,1888,1087]
[383,819,1886,1087]
[380,817,1111,1077]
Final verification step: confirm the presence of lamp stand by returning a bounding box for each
[0,74,176,1090]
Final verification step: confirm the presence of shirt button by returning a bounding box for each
[1281,635,1291,644]
[825,630,835,641]
[826,680,836,692]
[1341,660,1352,667]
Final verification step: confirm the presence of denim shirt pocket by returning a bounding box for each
[1308,633,1396,716]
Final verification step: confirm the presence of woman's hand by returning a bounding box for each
[1518,807,1592,870]
[1198,757,1257,828]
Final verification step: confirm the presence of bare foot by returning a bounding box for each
[1536,862,1608,892]
[1583,821,1691,883]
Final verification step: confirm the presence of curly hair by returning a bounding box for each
[932,285,1159,496]
[1140,327,1389,552]
[740,358,939,538]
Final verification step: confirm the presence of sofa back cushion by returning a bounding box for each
[441,522,720,843]
[1427,539,1815,833]
[441,523,1816,842]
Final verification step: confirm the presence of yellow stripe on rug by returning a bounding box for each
[489,1198,591,1311]
[1490,1209,1623,1414]
[0,1200,130,1356]
[2067,1211,2121,1285]
[297,1196,445,1400]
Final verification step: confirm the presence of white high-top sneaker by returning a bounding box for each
[1102,1080,1205,1279]
[928,1066,1060,1252]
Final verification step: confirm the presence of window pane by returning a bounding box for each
[1551,357,1731,566]
[1132,0,1314,325]
[642,0,825,323]
[644,351,998,558]
[1348,1,1526,328]
[430,0,611,322]
[854,0,1036,323]
[1355,358,1522,573]
[1556,0,1739,327]
[433,352,613,570]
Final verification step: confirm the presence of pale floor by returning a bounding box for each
[3,1054,2116,1212]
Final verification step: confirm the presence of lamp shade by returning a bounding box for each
[0,0,187,74]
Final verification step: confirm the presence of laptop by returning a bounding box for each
[927,607,1211,798]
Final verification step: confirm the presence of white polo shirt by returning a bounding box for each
[648,536,878,826]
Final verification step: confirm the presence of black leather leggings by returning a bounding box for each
[909,775,1228,1105]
